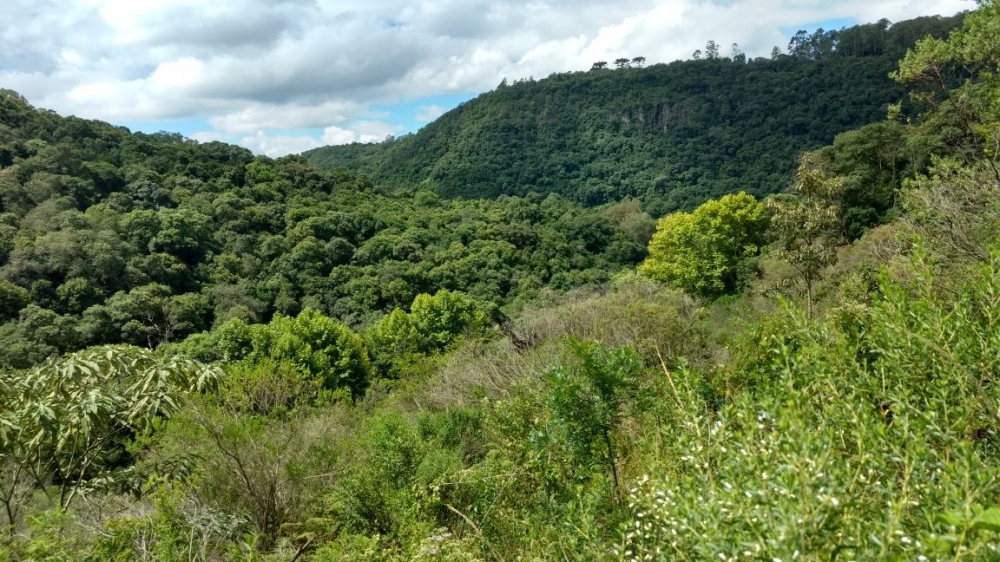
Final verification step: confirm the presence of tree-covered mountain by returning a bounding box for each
[304,14,964,215]
[0,89,651,370]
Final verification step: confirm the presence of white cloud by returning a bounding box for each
[210,100,359,134]
[416,104,446,122]
[321,121,403,145]
[0,0,972,154]
[233,119,403,157]
[353,120,402,142]
[189,130,230,143]
[239,130,324,157]
[322,126,357,145]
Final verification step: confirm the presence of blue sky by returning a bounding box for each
[780,17,858,37]
[1,0,967,157]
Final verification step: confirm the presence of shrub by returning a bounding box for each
[218,308,372,397]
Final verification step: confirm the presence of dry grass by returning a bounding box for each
[397,275,706,412]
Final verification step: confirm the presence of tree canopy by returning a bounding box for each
[0,91,649,369]
[639,192,768,298]
[304,14,964,215]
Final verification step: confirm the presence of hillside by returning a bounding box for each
[5,3,1000,561]
[305,14,963,215]
[0,90,649,370]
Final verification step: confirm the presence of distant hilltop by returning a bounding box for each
[304,13,964,215]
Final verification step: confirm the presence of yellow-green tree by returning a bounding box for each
[364,289,491,378]
[639,192,768,298]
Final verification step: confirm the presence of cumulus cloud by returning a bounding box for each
[232,119,401,157]
[189,131,230,143]
[1,0,971,156]
[321,126,357,146]
[209,100,360,134]
[416,104,447,122]
[239,130,324,157]
[320,121,403,145]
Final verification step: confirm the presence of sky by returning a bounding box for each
[0,0,971,158]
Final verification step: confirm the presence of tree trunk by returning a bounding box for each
[602,429,620,498]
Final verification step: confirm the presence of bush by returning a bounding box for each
[365,290,491,378]
[218,308,372,397]
[618,252,1000,560]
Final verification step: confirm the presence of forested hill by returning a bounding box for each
[0,90,650,370]
[304,14,964,215]
[4,2,1000,558]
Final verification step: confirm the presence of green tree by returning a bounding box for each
[106,284,208,347]
[0,281,29,322]
[365,289,490,378]
[893,0,1000,182]
[218,309,372,397]
[0,346,219,532]
[55,277,103,314]
[766,156,844,319]
[150,208,214,264]
[409,289,491,352]
[545,339,642,495]
[364,309,421,378]
[705,40,720,60]
[639,192,768,298]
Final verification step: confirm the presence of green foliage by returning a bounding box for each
[1,9,997,561]
[219,309,372,397]
[0,280,29,322]
[544,340,642,492]
[410,290,491,351]
[640,192,768,298]
[767,156,845,317]
[619,251,1000,560]
[894,0,1000,174]
[364,309,420,373]
[903,157,1000,265]
[91,480,247,561]
[810,121,911,239]
[0,509,94,561]
[304,15,965,213]
[218,358,321,417]
[148,400,331,549]
[0,89,643,368]
[365,290,491,378]
[0,345,219,532]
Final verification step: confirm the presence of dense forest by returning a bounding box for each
[3,2,1000,560]
[304,14,964,216]
[0,97,650,370]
